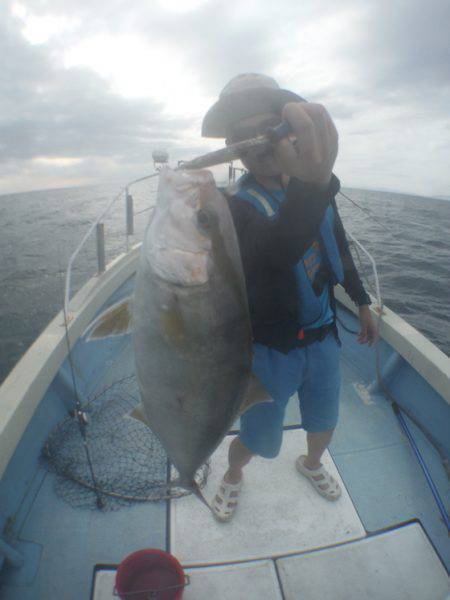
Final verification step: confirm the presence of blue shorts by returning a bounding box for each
[239,332,341,458]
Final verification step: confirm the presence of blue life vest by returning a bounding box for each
[232,174,345,329]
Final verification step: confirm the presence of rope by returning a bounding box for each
[338,190,389,232]
[134,206,155,216]
[59,255,105,509]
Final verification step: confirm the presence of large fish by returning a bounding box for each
[131,168,270,500]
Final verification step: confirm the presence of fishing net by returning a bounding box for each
[40,173,213,511]
[41,374,209,510]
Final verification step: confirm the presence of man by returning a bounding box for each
[201,74,377,522]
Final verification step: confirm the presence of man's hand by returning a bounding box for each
[274,102,338,187]
[358,305,378,347]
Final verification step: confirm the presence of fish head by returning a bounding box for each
[145,168,222,286]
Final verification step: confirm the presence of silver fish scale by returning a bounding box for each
[133,171,253,486]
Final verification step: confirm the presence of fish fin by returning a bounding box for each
[85,297,133,341]
[129,402,150,426]
[238,373,273,416]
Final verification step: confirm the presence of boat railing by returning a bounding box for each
[63,170,160,319]
[63,161,240,320]
[64,165,383,321]
[345,231,382,309]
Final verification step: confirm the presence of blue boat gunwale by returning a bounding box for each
[334,285,450,402]
[0,244,139,481]
[1,244,449,485]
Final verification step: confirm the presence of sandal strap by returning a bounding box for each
[296,456,341,498]
[217,478,242,501]
[212,478,242,519]
[305,464,327,477]
[296,457,326,476]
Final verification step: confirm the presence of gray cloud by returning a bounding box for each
[362,0,450,89]
[1,0,449,196]
[335,0,450,115]
[0,3,194,191]
[10,0,450,97]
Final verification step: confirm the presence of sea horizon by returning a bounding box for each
[0,181,449,385]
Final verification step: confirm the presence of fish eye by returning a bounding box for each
[197,208,218,229]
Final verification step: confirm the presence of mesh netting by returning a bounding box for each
[41,374,209,510]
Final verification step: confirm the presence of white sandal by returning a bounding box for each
[295,455,341,501]
[212,477,242,522]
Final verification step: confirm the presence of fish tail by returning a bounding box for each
[190,479,212,512]
[176,477,211,512]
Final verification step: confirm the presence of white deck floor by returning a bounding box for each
[92,423,450,600]
[277,522,450,600]
[171,429,366,565]
[93,524,450,599]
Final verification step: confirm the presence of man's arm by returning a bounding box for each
[227,174,340,271]
[227,100,340,271]
[331,200,378,346]
[331,199,371,306]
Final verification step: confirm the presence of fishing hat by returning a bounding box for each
[202,73,305,138]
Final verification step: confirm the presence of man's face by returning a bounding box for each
[226,112,283,177]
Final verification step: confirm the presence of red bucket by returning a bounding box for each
[114,549,188,600]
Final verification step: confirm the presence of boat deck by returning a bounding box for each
[0,277,449,599]
[92,523,448,599]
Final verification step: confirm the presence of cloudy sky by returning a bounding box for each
[1,0,449,198]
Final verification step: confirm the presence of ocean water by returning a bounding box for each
[0,180,449,385]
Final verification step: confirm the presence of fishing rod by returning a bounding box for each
[178,121,292,170]
[183,129,387,228]
[131,123,391,233]
[181,122,391,232]
[126,121,293,186]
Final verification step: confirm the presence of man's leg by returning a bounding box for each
[296,428,341,498]
[212,437,254,521]
[296,335,341,498]
[301,428,340,492]
[303,429,334,470]
[224,436,254,484]
[224,429,336,487]
[213,397,287,521]
[212,343,299,520]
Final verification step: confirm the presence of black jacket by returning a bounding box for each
[225,174,371,353]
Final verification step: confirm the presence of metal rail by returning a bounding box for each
[63,162,242,319]
[63,121,292,316]
[345,230,382,310]
[64,166,383,320]
[63,175,159,319]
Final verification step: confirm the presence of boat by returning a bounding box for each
[0,164,449,599]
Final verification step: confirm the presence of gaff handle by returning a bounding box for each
[265,121,294,144]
